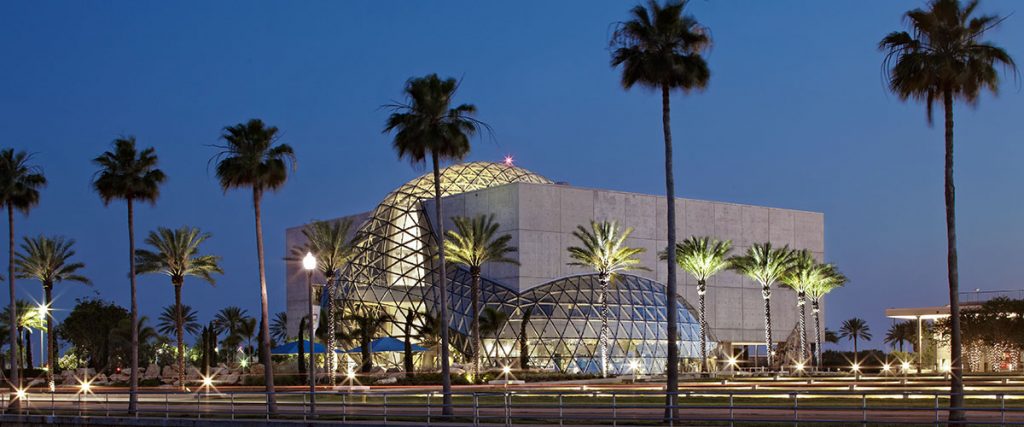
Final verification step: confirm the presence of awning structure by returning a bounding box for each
[341,337,427,353]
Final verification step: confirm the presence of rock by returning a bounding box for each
[161,365,176,378]
[250,363,264,376]
[76,368,95,377]
[450,367,466,375]
[27,378,45,388]
[375,377,397,385]
[145,363,161,379]
[93,373,109,385]
[222,373,239,385]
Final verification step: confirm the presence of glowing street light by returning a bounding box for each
[304,251,318,415]
[902,361,912,372]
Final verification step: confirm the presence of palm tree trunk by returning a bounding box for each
[45,284,54,388]
[697,280,707,373]
[797,292,807,362]
[360,340,371,373]
[853,336,858,360]
[174,283,186,390]
[661,83,680,422]
[519,314,529,370]
[326,275,336,386]
[813,300,822,369]
[943,90,965,422]
[403,312,415,377]
[7,205,20,396]
[598,273,610,378]
[23,329,32,370]
[762,285,773,367]
[470,268,481,379]
[127,198,139,414]
[252,189,277,413]
[431,152,453,417]
[18,327,25,371]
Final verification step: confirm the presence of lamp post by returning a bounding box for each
[303,252,318,415]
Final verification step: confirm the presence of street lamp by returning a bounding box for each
[303,252,318,415]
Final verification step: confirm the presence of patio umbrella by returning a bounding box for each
[341,337,428,353]
[271,339,339,354]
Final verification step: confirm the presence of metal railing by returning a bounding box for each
[3,388,1024,425]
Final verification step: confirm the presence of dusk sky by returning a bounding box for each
[1,1,1022,351]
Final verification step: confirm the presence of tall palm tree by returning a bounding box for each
[478,307,510,364]
[14,235,90,386]
[610,1,711,417]
[213,119,295,411]
[880,0,1017,418]
[383,73,487,416]
[270,312,288,345]
[662,236,731,372]
[213,306,250,344]
[839,317,872,359]
[136,226,222,389]
[729,243,795,367]
[568,220,648,378]
[157,305,201,337]
[444,214,519,376]
[289,219,356,385]
[806,265,846,368]
[92,137,163,413]
[779,250,825,362]
[0,148,46,391]
[885,321,916,352]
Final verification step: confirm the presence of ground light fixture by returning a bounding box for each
[77,377,93,395]
[15,388,27,401]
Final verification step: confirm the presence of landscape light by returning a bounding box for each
[503,155,514,167]
[851,363,860,372]
[628,360,640,372]
[202,375,214,388]
[15,388,26,401]
[347,370,356,379]
[794,362,805,372]
[726,355,739,368]
[882,363,892,373]
[902,361,912,372]
[501,365,511,375]
[302,252,317,271]
[78,378,93,395]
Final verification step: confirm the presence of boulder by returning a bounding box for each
[375,377,397,385]
[93,373,109,385]
[221,373,239,385]
[186,369,201,381]
[144,363,161,379]
[76,368,95,377]
[161,365,176,378]
[250,363,264,376]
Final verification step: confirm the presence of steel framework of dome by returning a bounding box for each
[331,161,707,375]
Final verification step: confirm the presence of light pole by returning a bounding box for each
[303,252,318,415]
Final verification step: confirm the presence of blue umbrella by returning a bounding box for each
[271,339,339,355]
[341,337,428,353]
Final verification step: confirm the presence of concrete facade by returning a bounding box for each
[428,182,825,346]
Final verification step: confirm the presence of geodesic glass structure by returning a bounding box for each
[330,161,708,375]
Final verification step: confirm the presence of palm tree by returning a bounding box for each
[610,0,711,416]
[383,73,487,416]
[92,137,164,412]
[0,300,44,372]
[806,265,846,368]
[880,0,1017,418]
[14,235,90,386]
[346,305,392,373]
[567,220,648,378]
[289,218,356,385]
[156,305,201,338]
[518,306,534,370]
[779,250,825,363]
[478,307,510,364]
[729,243,795,367]
[214,307,250,345]
[212,118,295,411]
[662,236,731,372]
[270,312,288,345]
[238,317,257,363]
[839,318,872,359]
[135,226,222,388]
[444,214,518,376]
[0,148,46,390]
[885,321,916,352]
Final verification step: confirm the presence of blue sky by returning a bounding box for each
[1,1,1022,351]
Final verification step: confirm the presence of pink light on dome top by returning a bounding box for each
[503,155,514,166]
